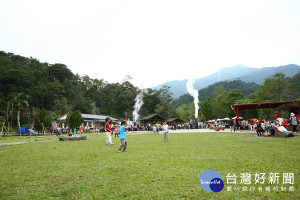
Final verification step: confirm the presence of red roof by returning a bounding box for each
[234,100,300,110]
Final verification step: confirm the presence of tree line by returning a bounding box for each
[0,51,174,134]
[0,51,299,134]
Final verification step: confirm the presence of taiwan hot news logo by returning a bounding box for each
[199,169,224,192]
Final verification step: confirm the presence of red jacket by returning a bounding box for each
[105,123,111,132]
[282,119,288,127]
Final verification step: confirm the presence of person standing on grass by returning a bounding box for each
[229,118,234,132]
[114,125,119,138]
[105,117,114,145]
[233,118,237,132]
[110,122,114,135]
[73,128,77,137]
[265,119,270,134]
[80,125,84,135]
[250,118,254,130]
[56,125,61,137]
[290,113,299,133]
[163,121,169,142]
[156,122,161,135]
[153,124,157,134]
[117,121,127,153]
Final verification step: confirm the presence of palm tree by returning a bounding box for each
[6,92,17,135]
[0,116,6,135]
[11,93,29,135]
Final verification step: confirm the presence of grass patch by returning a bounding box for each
[0,132,299,199]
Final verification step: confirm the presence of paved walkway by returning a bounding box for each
[131,128,256,134]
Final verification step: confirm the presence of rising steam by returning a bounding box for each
[186,79,199,119]
[133,89,148,122]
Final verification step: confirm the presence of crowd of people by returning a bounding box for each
[103,117,170,153]
[57,110,299,138]
[226,111,300,136]
[55,110,299,151]
[111,121,215,132]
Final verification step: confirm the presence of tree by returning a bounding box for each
[139,89,161,117]
[257,73,296,101]
[154,85,176,118]
[201,98,216,120]
[11,93,29,135]
[34,108,50,135]
[291,72,300,99]
[0,116,6,135]
[53,97,71,116]
[47,63,74,83]
[66,110,84,130]
[72,92,92,114]
[234,98,259,119]
[48,111,58,134]
[175,104,194,122]
[225,89,245,117]
[6,92,16,134]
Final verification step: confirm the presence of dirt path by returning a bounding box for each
[0,139,55,146]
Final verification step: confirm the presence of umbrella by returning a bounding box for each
[223,118,230,120]
[232,116,243,119]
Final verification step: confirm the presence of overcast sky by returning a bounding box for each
[1,0,299,88]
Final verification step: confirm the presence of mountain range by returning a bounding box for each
[152,64,300,98]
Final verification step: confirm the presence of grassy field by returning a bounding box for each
[0,131,299,199]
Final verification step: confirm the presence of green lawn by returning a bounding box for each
[0,132,299,199]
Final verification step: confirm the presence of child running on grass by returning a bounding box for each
[105,117,114,145]
[73,128,76,137]
[163,121,169,142]
[117,121,127,153]
[114,126,119,138]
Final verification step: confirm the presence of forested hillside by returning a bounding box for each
[154,64,300,98]
[0,51,299,131]
[173,80,260,107]
[0,51,174,129]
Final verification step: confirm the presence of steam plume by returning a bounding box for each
[133,89,148,122]
[186,79,199,118]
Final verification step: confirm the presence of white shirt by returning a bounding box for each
[277,118,283,126]
[163,125,169,132]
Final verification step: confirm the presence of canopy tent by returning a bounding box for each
[167,117,184,124]
[233,100,300,120]
[232,116,243,119]
[141,113,167,124]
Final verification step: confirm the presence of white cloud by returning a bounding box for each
[0,0,299,88]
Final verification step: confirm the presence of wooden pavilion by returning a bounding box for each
[140,113,167,124]
[167,117,184,124]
